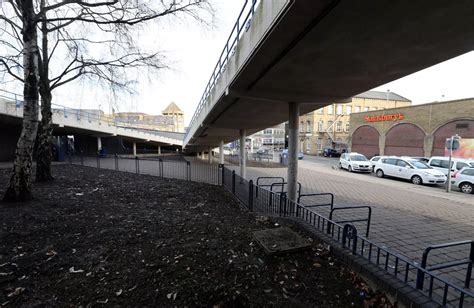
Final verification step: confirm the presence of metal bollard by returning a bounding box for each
[135,156,139,174]
[96,152,100,169]
[114,153,119,171]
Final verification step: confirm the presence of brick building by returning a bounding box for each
[348,98,474,158]
[299,91,411,155]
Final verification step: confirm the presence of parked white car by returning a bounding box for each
[374,157,446,185]
[339,153,371,173]
[428,156,474,176]
[451,167,474,194]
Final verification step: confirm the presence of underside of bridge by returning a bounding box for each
[186,0,474,150]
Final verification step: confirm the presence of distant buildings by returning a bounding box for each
[299,91,411,155]
[113,102,185,133]
[250,123,286,151]
[349,98,474,158]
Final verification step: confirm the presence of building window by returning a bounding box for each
[306,120,311,132]
[264,129,272,134]
[300,121,304,132]
[327,120,333,132]
[345,122,350,132]
[355,106,361,113]
[346,106,352,115]
[327,105,334,115]
[317,138,322,150]
[318,120,324,132]
[306,138,311,151]
[336,105,343,115]
[364,107,370,112]
[336,121,342,132]
[317,108,324,114]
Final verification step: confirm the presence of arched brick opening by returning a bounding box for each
[385,123,425,156]
[432,119,474,156]
[351,125,379,157]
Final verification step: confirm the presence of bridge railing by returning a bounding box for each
[0,89,183,144]
[184,0,260,144]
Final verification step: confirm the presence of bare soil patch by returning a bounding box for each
[0,165,389,307]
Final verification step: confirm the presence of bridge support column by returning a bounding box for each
[219,140,224,164]
[97,137,102,153]
[158,146,161,155]
[208,146,212,164]
[133,142,137,156]
[239,129,246,179]
[287,102,300,204]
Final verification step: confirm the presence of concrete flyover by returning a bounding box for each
[184,0,474,200]
[0,96,183,160]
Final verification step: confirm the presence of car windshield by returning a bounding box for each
[469,162,474,167]
[351,155,368,161]
[409,160,431,169]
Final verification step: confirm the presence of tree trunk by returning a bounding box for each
[36,94,53,182]
[36,15,53,182]
[3,0,40,202]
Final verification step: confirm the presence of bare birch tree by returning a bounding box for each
[1,0,212,200]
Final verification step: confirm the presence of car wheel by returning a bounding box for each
[459,182,473,194]
[348,165,352,172]
[411,175,422,185]
[376,169,384,178]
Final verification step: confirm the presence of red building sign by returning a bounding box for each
[365,113,404,123]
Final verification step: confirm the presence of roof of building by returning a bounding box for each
[354,90,411,102]
[162,102,183,115]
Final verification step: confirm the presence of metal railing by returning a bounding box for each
[70,153,222,185]
[220,166,473,307]
[328,206,372,237]
[185,0,259,143]
[0,89,183,143]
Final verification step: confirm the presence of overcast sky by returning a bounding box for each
[2,0,474,126]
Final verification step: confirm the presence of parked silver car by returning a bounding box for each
[451,167,474,194]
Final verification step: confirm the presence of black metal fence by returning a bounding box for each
[220,166,473,307]
[69,153,222,185]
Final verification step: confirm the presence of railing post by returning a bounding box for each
[232,170,236,195]
[114,153,119,171]
[219,164,225,186]
[248,180,254,211]
[135,156,139,174]
[159,158,163,179]
[327,209,334,235]
[416,249,430,290]
[342,224,358,255]
[96,152,100,169]
[186,161,191,181]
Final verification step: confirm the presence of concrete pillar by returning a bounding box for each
[158,146,161,155]
[97,137,102,152]
[133,142,137,156]
[250,137,254,153]
[423,134,434,157]
[208,146,212,164]
[287,102,300,203]
[379,134,386,156]
[239,129,246,179]
[219,140,224,164]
